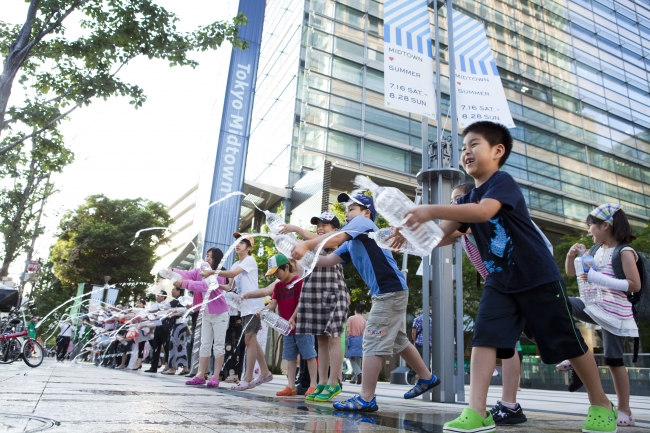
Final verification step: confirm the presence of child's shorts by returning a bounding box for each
[473,280,588,364]
[363,290,410,357]
[282,334,317,361]
[569,297,627,367]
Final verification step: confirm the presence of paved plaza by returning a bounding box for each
[1,359,648,432]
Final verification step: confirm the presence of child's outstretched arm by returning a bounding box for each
[242,282,276,299]
[403,200,503,228]
[587,250,641,293]
[278,224,318,240]
[292,232,351,260]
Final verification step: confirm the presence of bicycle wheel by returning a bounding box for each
[0,339,22,364]
[22,339,44,368]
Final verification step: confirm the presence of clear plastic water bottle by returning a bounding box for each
[574,247,601,304]
[159,268,183,283]
[223,292,244,310]
[354,176,443,255]
[265,211,285,234]
[199,261,211,271]
[271,234,317,270]
[260,310,293,336]
[368,228,429,256]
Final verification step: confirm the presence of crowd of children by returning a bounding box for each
[85,120,643,433]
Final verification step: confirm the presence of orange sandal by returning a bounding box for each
[276,386,297,396]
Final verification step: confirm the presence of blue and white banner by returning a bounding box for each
[452,11,514,128]
[204,0,266,255]
[383,0,436,117]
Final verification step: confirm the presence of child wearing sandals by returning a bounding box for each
[176,247,229,388]
[560,204,641,428]
[245,254,318,396]
[292,194,439,413]
[444,182,551,426]
[203,233,273,391]
[401,121,618,433]
[279,211,350,402]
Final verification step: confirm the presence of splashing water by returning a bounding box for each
[36,292,93,328]
[285,228,364,289]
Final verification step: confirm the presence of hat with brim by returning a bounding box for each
[233,232,254,247]
[310,211,340,229]
[337,193,377,221]
[265,254,290,277]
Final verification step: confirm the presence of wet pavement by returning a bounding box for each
[1,359,648,432]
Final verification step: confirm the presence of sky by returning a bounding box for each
[3,0,239,280]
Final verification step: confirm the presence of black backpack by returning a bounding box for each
[589,244,649,362]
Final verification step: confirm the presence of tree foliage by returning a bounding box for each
[0,0,247,275]
[49,194,172,302]
[0,0,248,156]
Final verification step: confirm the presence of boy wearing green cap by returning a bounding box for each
[246,254,318,396]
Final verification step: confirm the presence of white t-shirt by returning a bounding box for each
[232,255,264,316]
[59,323,73,337]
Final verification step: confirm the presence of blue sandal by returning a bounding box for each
[332,395,379,412]
[404,373,441,399]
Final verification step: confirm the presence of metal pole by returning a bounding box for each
[420,116,431,401]
[446,0,464,402]
[455,242,465,401]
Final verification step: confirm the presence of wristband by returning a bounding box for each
[587,269,629,292]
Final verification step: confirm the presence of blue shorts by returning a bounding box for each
[282,334,317,361]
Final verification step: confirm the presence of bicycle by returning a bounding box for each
[0,293,44,368]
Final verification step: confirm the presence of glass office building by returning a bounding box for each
[245,0,650,236]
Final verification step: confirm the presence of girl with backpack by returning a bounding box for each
[563,204,642,427]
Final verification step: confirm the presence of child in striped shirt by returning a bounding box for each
[563,204,641,427]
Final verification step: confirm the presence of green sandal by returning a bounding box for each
[314,383,342,402]
[305,384,326,401]
[582,403,617,433]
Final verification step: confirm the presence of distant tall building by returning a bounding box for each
[243,0,650,239]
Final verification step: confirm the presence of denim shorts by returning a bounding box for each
[282,334,317,361]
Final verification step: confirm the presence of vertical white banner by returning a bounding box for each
[105,287,119,305]
[383,0,436,118]
[88,285,104,313]
[452,11,515,128]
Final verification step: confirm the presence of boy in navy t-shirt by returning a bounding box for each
[401,121,616,433]
[292,194,439,412]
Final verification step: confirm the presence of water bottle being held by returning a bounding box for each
[260,310,293,336]
[199,261,212,272]
[369,228,429,256]
[573,247,601,304]
[354,176,443,255]
[224,291,244,311]
[159,268,183,283]
[272,234,317,271]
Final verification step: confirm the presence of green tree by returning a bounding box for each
[0,135,72,277]
[49,194,172,303]
[0,0,247,156]
[0,1,247,274]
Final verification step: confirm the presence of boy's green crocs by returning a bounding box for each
[443,408,496,433]
[305,384,326,401]
[582,403,617,433]
[314,383,342,402]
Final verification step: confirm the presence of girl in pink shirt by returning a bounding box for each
[174,247,230,388]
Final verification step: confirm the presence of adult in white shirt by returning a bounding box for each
[56,319,74,361]
[203,233,271,390]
